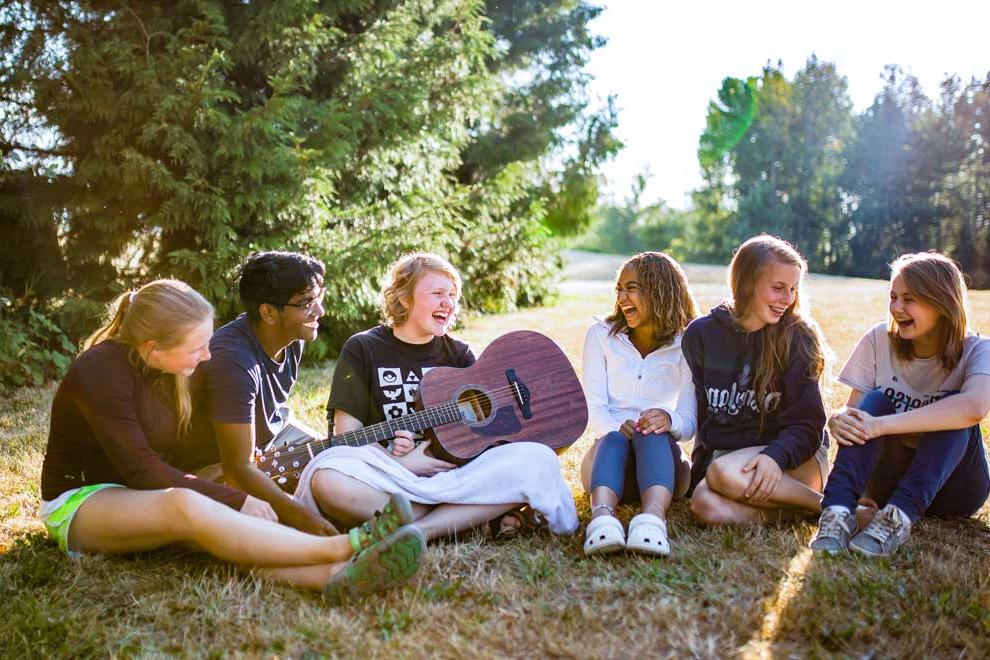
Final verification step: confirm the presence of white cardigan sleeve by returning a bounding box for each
[581,323,627,438]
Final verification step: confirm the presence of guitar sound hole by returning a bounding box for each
[456,388,492,423]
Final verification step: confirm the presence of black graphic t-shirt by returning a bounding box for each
[326,325,475,433]
[681,304,827,483]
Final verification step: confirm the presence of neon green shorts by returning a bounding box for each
[40,484,124,557]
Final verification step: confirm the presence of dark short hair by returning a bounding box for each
[237,251,326,321]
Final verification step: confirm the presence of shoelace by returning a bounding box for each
[868,510,900,542]
[819,510,851,538]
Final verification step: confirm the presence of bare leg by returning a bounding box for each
[640,485,672,519]
[312,469,520,541]
[691,446,823,525]
[312,470,432,527]
[589,485,619,520]
[579,436,606,492]
[69,487,353,567]
[254,564,337,590]
[413,502,518,541]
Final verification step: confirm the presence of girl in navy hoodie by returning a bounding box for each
[684,235,830,525]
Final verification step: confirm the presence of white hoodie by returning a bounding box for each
[581,317,697,441]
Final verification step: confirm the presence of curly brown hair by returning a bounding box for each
[606,251,698,349]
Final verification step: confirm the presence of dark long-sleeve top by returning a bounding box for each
[40,340,247,509]
[681,304,827,482]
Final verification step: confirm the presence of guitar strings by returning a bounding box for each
[260,383,530,476]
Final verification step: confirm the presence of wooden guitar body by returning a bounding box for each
[419,330,587,464]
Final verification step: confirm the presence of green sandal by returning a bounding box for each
[325,525,426,603]
[348,492,415,554]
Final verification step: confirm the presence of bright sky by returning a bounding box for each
[587,0,990,209]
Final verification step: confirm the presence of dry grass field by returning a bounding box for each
[2,251,989,658]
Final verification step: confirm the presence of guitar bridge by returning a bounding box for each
[505,369,532,419]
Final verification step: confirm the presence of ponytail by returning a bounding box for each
[83,280,213,435]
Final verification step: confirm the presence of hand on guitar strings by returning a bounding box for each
[394,439,457,477]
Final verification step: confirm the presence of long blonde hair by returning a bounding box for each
[380,253,461,327]
[888,252,970,371]
[728,235,827,419]
[84,279,214,434]
[606,251,698,349]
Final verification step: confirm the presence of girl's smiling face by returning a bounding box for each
[614,264,652,330]
[401,270,459,342]
[889,273,942,352]
[740,261,801,331]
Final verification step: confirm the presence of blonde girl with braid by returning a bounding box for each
[579,252,698,556]
[684,235,831,525]
[40,279,425,600]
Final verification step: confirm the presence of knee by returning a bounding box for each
[162,487,210,528]
[311,469,359,516]
[857,390,896,416]
[601,430,628,447]
[690,487,731,525]
[704,458,746,500]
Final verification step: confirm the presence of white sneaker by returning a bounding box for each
[625,513,670,556]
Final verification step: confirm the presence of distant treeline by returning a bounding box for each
[582,58,990,288]
[0,1,619,388]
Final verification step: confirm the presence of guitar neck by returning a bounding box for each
[313,402,463,455]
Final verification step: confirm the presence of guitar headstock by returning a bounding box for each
[256,443,309,493]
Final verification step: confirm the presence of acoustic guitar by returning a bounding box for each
[257,330,588,492]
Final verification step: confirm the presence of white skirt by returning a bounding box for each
[293,442,578,534]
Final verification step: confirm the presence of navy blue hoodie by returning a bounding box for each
[682,303,827,487]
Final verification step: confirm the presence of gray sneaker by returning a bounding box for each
[849,504,912,557]
[810,506,857,554]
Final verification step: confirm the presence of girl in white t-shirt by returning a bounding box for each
[579,252,698,556]
[811,252,990,557]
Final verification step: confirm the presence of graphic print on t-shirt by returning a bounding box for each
[378,367,401,387]
[383,402,409,419]
[377,366,419,422]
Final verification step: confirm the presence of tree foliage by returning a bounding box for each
[0,0,615,386]
[682,58,990,285]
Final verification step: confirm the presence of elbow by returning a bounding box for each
[961,393,989,427]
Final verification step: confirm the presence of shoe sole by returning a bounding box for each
[848,541,891,558]
[325,525,426,603]
[584,540,625,556]
[626,542,670,557]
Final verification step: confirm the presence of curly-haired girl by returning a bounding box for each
[579,252,698,556]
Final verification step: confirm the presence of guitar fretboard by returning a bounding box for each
[332,401,464,448]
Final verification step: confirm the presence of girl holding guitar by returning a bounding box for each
[39,280,426,600]
[579,252,698,556]
[293,253,579,541]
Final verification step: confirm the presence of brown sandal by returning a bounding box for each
[487,506,546,541]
